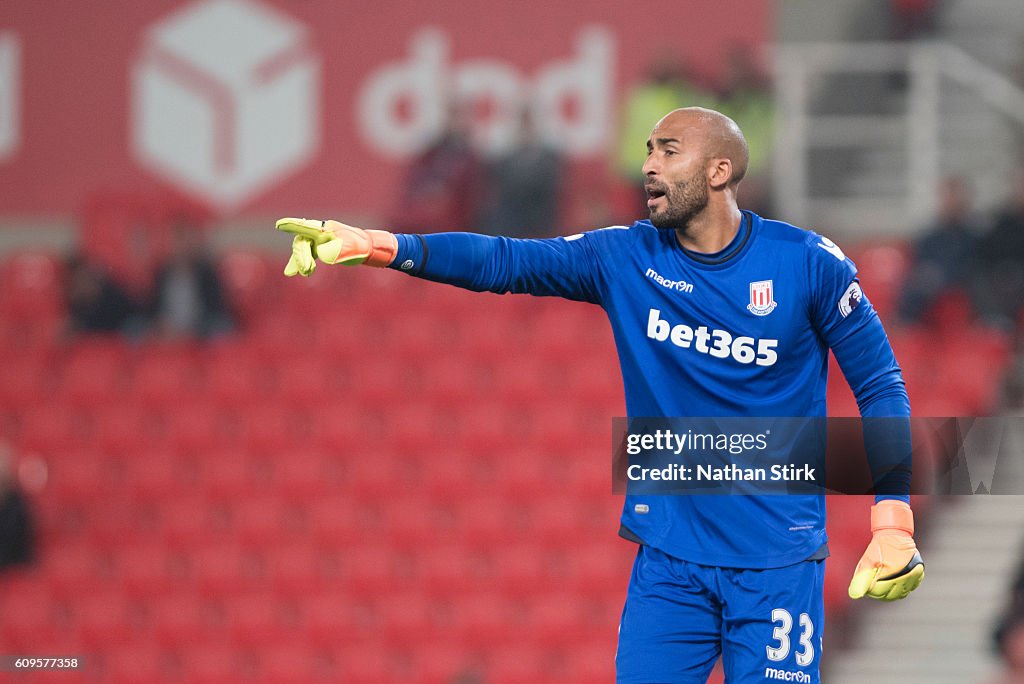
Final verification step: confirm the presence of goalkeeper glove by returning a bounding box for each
[276,218,398,276]
[848,499,925,601]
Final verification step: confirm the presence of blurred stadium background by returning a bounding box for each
[2,0,1024,681]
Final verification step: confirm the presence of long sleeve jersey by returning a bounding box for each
[389,211,910,568]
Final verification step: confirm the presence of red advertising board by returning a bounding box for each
[0,0,769,218]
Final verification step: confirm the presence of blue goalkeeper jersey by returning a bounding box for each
[390,211,910,568]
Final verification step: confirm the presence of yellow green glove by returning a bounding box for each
[275,218,398,276]
[848,500,925,601]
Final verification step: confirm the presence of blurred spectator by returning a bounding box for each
[991,552,1024,683]
[889,0,938,41]
[975,170,1024,328]
[997,333,1024,415]
[615,53,715,213]
[64,253,139,335]
[897,177,981,324]
[990,618,1024,683]
[392,102,482,233]
[478,109,563,238]
[716,44,775,216]
[0,444,35,571]
[150,221,234,339]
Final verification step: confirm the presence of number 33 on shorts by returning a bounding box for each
[767,608,816,667]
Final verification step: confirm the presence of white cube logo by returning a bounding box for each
[132,0,320,209]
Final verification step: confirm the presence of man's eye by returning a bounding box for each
[664,150,676,156]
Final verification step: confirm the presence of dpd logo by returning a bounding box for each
[132,0,320,210]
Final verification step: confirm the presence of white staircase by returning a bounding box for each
[937,0,1024,214]
[828,418,1024,683]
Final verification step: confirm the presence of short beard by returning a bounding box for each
[649,170,709,231]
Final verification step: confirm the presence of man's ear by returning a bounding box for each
[707,158,733,190]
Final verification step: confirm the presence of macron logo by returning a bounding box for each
[764,667,811,682]
[645,268,693,294]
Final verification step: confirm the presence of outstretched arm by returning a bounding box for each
[276,218,612,304]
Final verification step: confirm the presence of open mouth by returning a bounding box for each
[645,187,666,207]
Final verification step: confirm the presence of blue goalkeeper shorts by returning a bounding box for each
[616,545,825,683]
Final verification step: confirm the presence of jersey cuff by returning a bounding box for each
[389,234,429,275]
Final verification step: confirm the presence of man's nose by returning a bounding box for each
[642,155,658,177]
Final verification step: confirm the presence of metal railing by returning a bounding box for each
[774,42,1024,236]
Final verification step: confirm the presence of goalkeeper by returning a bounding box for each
[277,107,923,683]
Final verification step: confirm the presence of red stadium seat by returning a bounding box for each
[460,308,536,360]
[410,642,475,682]
[131,349,201,407]
[413,544,490,597]
[336,643,399,684]
[222,595,293,647]
[0,584,71,651]
[93,404,161,455]
[0,346,55,408]
[487,544,550,596]
[230,496,297,547]
[106,646,168,681]
[454,495,531,547]
[165,401,229,453]
[490,357,565,407]
[524,498,599,544]
[488,447,557,501]
[420,450,481,499]
[75,592,139,647]
[529,304,608,362]
[523,593,592,646]
[486,641,551,683]
[237,401,313,452]
[201,345,269,404]
[269,356,335,408]
[451,403,521,456]
[334,448,412,502]
[150,595,224,648]
[376,592,443,644]
[264,543,339,598]
[218,251,276,324]
[159,496,231,550]
[563,540,634,594]
[18,403,92,453]
[121,448,197,500]
[417,355,494,410]
[43,541,111,596]
[191,544,265,597]
[44,450,109,504]
[0,252,65,324]
[307,497,370,547]
[269,447,329,501]
[246,312,309,360]
[179,643,242,683]
[564,355,624,409]
[565,642,617,682]
[849,242,910,321]
[382,495,448,546]
[59,338,130,405]
[300,591,372,648]
[198,448,262,501]
[339,545,414,594]
[450,593,517,648]
[113,543,188,599]
[259,644,330,683]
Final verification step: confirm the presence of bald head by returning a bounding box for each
[651,107,749,187]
